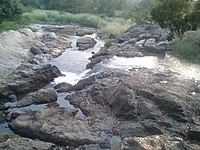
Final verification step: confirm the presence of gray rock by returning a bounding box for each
[121,135,200,150]
[16,89,58,107]
[77,37,97,50]
[0,28,42,78]
[0,63,62,98]
[9,107,103,148]
[54,82,72,93]
[30,33,71,64]
[0,137,63,150]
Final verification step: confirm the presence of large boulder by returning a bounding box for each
[76,37,97,50]
[9,107,102,148]
[0,28,42,77]
[0,63,62,99]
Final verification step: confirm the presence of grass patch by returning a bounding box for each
[0,21,22,33]
[170,30,200,63]
[171,40,200,63]
[23,9,133,35]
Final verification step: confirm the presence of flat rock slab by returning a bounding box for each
[9,106,102,148]
[16,89,58,108]
[0,63,62,99]
[0,137,63,150]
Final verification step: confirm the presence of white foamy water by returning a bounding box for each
[103,56,158,70]
[53,69,91,85]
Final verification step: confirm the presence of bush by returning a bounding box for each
[0,21,22,33]
[171,31,200,63]
[23,9,133,35]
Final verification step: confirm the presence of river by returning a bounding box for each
[1,24,200,147]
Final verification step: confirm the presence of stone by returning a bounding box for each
[30,32,71,64]
[0,63,62,98]
[76,37,97,50]
[0,137,64,150]
[9,107,103,148]
[16,89,58,108]
[54,82,72,93]
[121,135,191,150]
[0,28,42,78]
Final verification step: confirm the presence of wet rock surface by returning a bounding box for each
[76,37,97,51]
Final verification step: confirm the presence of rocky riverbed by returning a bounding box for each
[0,23,199,150]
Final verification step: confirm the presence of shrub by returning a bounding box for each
[171,31,200,63]
[0,21,22,33]
[23,9,133,35]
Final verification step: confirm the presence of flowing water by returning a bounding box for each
[1,24,200,145]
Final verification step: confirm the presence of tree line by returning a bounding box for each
[0,0,199,39]
[21,0,118,16]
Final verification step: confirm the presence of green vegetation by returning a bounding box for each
[171,30,200,62]
[122,0,158,23]
[0,0,23,23]
[151,0,200,40]
[23,9,133,35]
[21,0,118,17]
[0,21,22,32]
[0,0,23,32]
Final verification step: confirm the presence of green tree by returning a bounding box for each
[0,0,23,23]
[151,0,200,40]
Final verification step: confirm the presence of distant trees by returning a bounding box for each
[121,0,158,23]
[151,0,200,40]
[21,0,118,16]
[0,0,23,23]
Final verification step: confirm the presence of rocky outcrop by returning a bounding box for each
[121,135,200,150]
[87,24,169,69]
[64,67,200,148]
[0,28,42,78]
[0,137,64,150]
[29,32,71,64]
[16,89,58,108]
[0,63,61,98]
[76,37,97,50]
[9,106,102,148]
[86,45,143,69]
